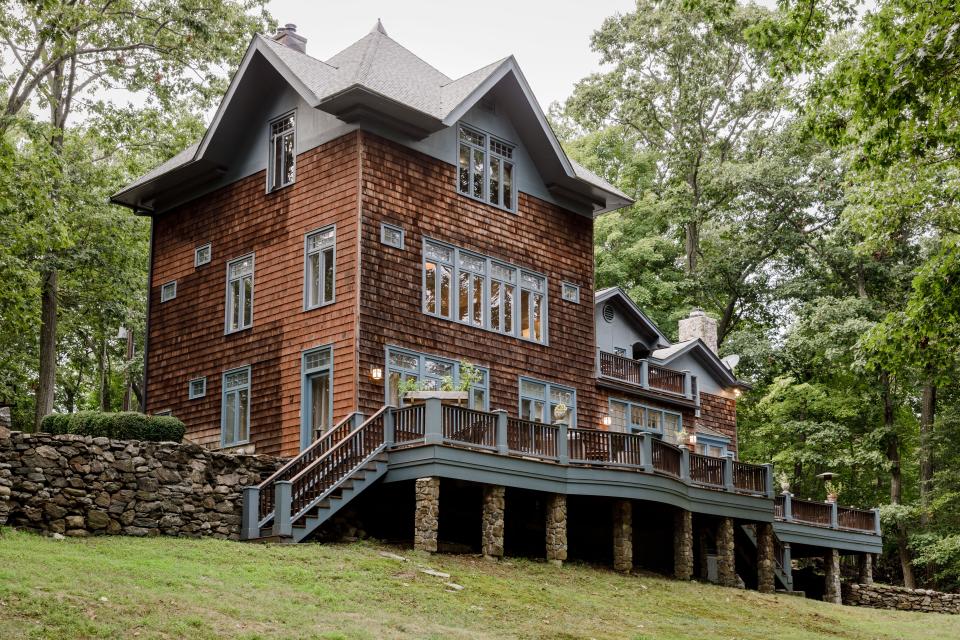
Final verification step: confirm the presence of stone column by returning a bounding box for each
[716,517,737,587]
[612,499,632,572]
[545,493,567,566]
[824,548,841,604]
[756,523,775,594]
[857,553,874,585]
[673,509,694,580]
[482,485,505,560]
[414,477,440,553]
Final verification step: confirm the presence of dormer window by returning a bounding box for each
[457,124,515,211]
[268,112,296,191]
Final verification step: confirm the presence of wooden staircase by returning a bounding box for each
[243,407,393,543]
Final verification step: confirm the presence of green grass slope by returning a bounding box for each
[0,528,953,639]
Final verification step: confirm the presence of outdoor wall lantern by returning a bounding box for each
[370,367,383,381]
[601,415,612,427]
[688,433,697,445]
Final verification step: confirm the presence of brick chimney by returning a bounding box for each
[679,309,718,354]
[273,23,306,54]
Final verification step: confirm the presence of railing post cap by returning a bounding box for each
[491,408,508,414]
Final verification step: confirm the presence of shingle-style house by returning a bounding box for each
[113,22,880,601]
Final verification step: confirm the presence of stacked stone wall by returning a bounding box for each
[843,583,960,614]
[0,431,281,539]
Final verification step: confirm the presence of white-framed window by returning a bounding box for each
[225,254,254,333]
[301,345,333,450]
[457,124,516,211]
[268,111,296,191]
[385,346,489,410]
[161,281,177,302]
[380,223,405,249]
[221,366,251,447]
[696,436,729,458]
[422,238,547,344]
[561,282,580,303]
[305,226,335,309]
[608,398,683,441]
[195,243,211,267]
[519,377,576,427]
[188,377,207,399]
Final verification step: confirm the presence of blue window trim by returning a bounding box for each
[383,345,489,411]
[160,280,177,302]
[267,109,297,192]
[224,253,255,334]
[188,377,206,400]
[300,344,334,451]
[696,433,730,456]
[195,243,211,267]
[561,282,580,304]
[455,122,518,213]
[608,398,682,436]
[421,237,549,345]
[220,365,251,448]
[380,222,405,249]
[303,225,336,310]
[518,376,577,427]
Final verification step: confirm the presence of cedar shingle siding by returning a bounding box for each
[697,392,738,454]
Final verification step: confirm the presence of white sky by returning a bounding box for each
[266,0,638,111]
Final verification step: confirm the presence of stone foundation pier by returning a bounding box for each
[824,548,841,604]
[857,553,874,585]
[482,485,505,559]
[756,523,775,594]
[716,517,737,587]
[413,477,440,552]
[545,493,567,566]
[612,499,632,572]
[673,509,693,580]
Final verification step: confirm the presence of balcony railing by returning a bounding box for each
[774,494,880,535]
[597,351,692,398]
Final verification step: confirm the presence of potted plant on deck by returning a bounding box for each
[824,480,843,503]
[399,360,483,407]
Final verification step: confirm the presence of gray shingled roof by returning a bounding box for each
[118,22,629,205]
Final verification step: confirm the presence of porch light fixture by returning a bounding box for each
[733,388,742,398]
[370,367,383,381]
[601,415,612,427]
[688,434,697,445]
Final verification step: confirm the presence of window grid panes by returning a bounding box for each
[422,239,547,344]
[561,282,580,303]
[161,281,176,302]
[519,378,576,427]
[305,226,335,309]
[457,124,516,211]
[222,367,250,447]
[269,112,296,190]
[607,398,682,440]
[226,254,254,332]
[385,347,489,410]
[380,223,404,249]
[195,243,211,267]
[188,377,206,400]
[302,346,333,450]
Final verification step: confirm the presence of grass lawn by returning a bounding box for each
[0,528,954,639]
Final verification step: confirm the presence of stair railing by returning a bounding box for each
[254,411,364,526]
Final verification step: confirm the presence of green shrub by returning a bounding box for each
[40,411,185,442]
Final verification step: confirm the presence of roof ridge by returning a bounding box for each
[440,56,510,87]
[257,33,339,71]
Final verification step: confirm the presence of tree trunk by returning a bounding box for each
[919,380,936,527]
[34,266,58,429]
[98,334,111,412]
[685,220,699,275]
[882,372,915,588]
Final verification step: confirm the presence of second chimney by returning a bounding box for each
[679,309,718,354]
[273,23,307,54]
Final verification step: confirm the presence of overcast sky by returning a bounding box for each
[266,0,638,111]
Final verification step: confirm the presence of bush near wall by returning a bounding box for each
[40,412,185,442]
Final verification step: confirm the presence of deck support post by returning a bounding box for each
[482,485,505,560]
[830,500,839,529]
[414,477,440,552]
[545,493,567,566]
[857,553,874,585]
[557,424,569,465]
[639,360,649,388]
[241,486,260,541]
[612,499,632,572]
[493,410,509,455]
[782,492,793,521]
[722,453,735,492]
[756,522,775,594]
[641,434,653,473]
[383,407,395,448]
[782,543,794,591]
[872,508,882,535]
[763,464,775,498]
[673,509,694,580]
[271,480,292,539]
[824,548,841,604]
[424,398,443,445]
[679,447,690,481]
[716,517,737,587]
[683,371,693,399]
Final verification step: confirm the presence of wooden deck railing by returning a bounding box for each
[651,438,682,477]
[733,461,767,494]
[442,405,497,449]
[690,452,724,486]
[838,506,877,531]
[568,428,643,466]
[791,497,834,526]
[392,404,425,443]
[774,493,879,533]
[507,417,558,458]
[597,351,690,397]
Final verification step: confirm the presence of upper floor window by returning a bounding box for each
[385,346,489,410]
[423,238,546,344]
[457,124,515,211]
[519,377,576,427]
[305,226,335,309]
[222,366,251,447]
[608,398,682,442]
[561,282,580,303]
[188,377,206,400]
[160,281,177,302]
[268,112,296,191]
[226,254,254,333]
[195,243,211,267]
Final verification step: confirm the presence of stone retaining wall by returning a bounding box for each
[843,583,960,614]
[0,430,282,539]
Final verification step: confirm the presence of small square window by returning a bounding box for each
[561,282,580,303]
[188,377,207,400]
[380,223,404,249]
[195,243,211,267]
[161,281,177,302]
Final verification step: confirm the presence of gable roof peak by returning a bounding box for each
[371,19,388,36]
